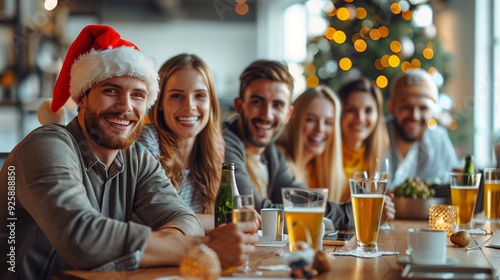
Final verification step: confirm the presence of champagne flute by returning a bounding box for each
[376,158,395,230]
[232,194,262,276]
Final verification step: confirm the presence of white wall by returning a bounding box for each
[434,0,476,160]
[66,19,258,100]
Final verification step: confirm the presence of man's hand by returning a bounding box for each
[381,193,396,224]
[204,222,258,268]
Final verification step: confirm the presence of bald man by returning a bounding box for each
[386,69,459,188]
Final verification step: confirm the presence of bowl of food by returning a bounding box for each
[393,178,450,220]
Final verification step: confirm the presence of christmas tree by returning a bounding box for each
[306,0,451,104]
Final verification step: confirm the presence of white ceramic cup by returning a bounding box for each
[407,228,447,265]
[260,208,283,240]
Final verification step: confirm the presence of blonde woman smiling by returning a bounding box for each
[276,85,346,202]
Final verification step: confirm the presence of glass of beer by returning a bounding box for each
[449,172,481,229]
[349,178,387,253]
[483,168,500,221]
[281,188,328,252]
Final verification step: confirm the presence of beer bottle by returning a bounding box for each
[463,154,474,174]
[214,162,239,227]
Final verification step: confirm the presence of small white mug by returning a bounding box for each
[260,208,283,241]
[407,228,447,265]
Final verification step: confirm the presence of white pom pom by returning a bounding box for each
[37,99,66,125]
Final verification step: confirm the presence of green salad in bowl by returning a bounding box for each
[393,178,449,220]
[393,178,436,199]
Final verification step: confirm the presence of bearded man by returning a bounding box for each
[0,24,256,280]
[386,69,460,188]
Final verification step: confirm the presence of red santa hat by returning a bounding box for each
[38,24,159,125]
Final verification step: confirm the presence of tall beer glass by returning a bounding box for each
[450,172,481,229]
[349,178,387,253]
[483,168,500,221]
[281,188,328,252]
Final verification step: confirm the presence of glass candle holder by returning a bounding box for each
[429,205,457,235]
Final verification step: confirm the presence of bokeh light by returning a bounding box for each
[401,61,412,72]
[235,3,249,15]
[388,55,401,67]
[336,7,350,21]
[390,3,402,14]
[306,75,319,88]
[448,119,458,131]
[427,118,438,130]
[381,55,390,67]
[376,75,389,88]
[374,59,384,70]
[325,27,336,40]
[369,29,381,40]
[411,58,421,68]
[423,47,434,59]
[44,0,58,11]
[402,10,412,20]
[304,64,316,76]
[360,27,370,39]
[339,57,352,70]
[354,39,367,52]
[333,30,347,44]
[379,26,389,38]
[390,40,402,53]
[356,7,367,19]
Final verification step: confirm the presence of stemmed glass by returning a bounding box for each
[376,158,395,231]
[232,194,262,276]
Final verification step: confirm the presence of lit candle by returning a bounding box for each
[429,205,456,235]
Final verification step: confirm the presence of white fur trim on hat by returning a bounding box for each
[70,46,159,107]
[38,98,66,125]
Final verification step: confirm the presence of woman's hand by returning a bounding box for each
[381,193,395,224]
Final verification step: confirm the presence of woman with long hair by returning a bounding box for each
[138,53,224,230]
[338,78,389,201]
[275,85,346,202]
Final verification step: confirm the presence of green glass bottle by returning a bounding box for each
[463,154,474,174]
[214,162,239,227]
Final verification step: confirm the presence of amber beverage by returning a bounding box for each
[484,168,500,220]
[351,194,385,245]
[349,178,387,254]
[233,208,255,223]
[449,172,481,229]
[284,208,324,251]
[450,186,479,225]
[281,188,328,252]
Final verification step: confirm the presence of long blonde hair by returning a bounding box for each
[338,78,389,178]
[148,54,223,214]
[276,85,346,202]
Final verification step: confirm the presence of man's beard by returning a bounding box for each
[393,119,424,143]
[84,107,144,150]
[240,112,268,148]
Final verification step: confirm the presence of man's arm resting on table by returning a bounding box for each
[139,222,259,269]
[139,228,202,268]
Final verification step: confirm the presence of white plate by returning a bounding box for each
[398,256,459,267]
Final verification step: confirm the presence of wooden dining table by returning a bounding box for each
[55,219,500,279]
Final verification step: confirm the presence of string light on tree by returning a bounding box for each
[308,0,451,100]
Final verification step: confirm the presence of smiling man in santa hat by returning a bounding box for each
[0,25,257,279]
